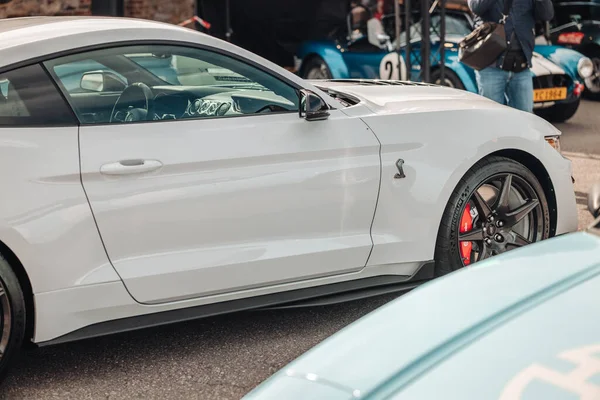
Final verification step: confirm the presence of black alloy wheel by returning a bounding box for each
[435,156,550,276]
[456,173,544,265]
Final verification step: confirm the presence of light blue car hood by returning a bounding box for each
[244,231,600,399]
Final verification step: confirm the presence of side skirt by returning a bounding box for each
[38,261,434,347]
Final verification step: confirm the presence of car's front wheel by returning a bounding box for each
[302,56,332,80]
[431,68,465,90]
[583,48,600,100]
[0,254,26,382]
[434,156,550,276]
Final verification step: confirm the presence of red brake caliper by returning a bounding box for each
[459,203,474,265]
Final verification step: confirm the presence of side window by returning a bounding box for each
[44,44,300,125]
[0,64,77,127]
[53,59,126,94]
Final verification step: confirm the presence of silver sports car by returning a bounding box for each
[0,16,577,379]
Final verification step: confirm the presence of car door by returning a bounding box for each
[44,43,381,305]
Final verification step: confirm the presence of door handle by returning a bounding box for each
[100,159,163,176]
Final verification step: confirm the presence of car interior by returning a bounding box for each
[344,5,391,52]
[44,49,300,125]
[0,79,30,118]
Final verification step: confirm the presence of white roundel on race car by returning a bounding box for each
[531,52,566,76]
[379,52,408,80]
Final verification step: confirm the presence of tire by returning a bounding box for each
[434,156,550,277]
[536,98,580,123]
[430,68,465,90]
[302,56,333,80]
[0,254,26,382]
[582,47,600,101]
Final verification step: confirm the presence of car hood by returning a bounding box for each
[311,79,502,115]
[243,231,600,400]
[533,45,586,79]
[531,52,567,77]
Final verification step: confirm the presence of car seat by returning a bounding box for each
[172,55,220,86]
[0,82,30,117]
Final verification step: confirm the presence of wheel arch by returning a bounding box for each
[487,148,558,237]
[297,42,349,79]
[429,65,467,89]
[430,147,559,274]
[298,52,321,78]
[436,54,478,93]
[0,240,35,347]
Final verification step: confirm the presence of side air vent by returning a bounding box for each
[314,85,360,107]
[325,79,439,87]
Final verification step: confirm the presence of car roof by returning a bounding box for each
[0,16,338,111]
[0,16,88,32]
[0,16,189,68]
[0,16,303,81]
[245,230,600,399]
[0,16,176,44]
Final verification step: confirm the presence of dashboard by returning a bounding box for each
[150,87,297,121]
[188,98,232,117]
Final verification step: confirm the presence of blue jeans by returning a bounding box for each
[475,67,534,113]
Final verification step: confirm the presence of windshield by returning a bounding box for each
[554,2,600,25]
[52,52,271,94]
[125,53,269,91]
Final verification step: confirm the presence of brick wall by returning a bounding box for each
[125,0,194,24]
[0,0,195,24]
[0,0,91,18]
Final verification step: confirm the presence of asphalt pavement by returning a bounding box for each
[2,100,600,400]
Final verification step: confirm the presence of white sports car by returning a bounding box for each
[0,16,578,378]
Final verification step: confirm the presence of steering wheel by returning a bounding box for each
[110,82,155,123]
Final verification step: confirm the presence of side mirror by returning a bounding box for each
[81,70,127,92]
[588,182,600,218]
[299,89,330,121]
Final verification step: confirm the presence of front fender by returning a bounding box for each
[360,107,576,267]
[297,41,350,79]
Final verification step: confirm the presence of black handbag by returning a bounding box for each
[458,0,514,70]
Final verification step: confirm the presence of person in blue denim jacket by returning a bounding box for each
[468,0,554,112]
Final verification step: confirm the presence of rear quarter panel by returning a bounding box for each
[0,127,119,294]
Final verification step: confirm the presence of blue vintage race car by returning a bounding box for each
[244,183,600,400]
[547,0,600,99]
[295,6,594,122]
